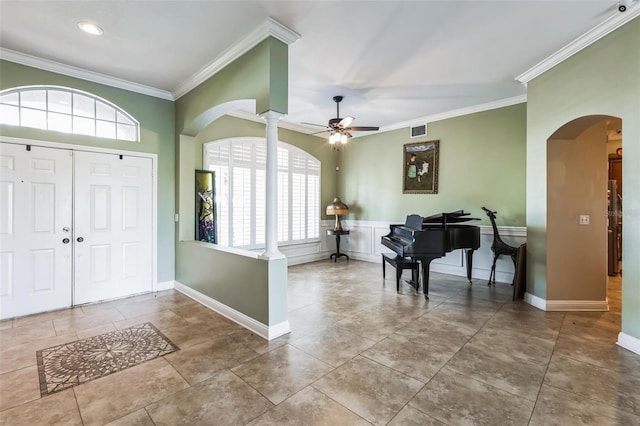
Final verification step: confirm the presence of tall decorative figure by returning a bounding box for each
[482,207,518,285]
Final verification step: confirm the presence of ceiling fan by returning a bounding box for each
[304,96,380,145]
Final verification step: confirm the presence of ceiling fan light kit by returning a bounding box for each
[329,132,348,145]
[307,96,380,146]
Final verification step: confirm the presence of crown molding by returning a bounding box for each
[0,48,174,100]
[0,16,300,102]
[172,17,300,99]
[377,95,527,134]
[516,5,640,84]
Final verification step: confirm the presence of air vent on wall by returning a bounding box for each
[410,124,427,138]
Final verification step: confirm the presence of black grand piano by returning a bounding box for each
[381,210,480,297]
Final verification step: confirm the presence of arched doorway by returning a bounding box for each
[545,114,622,310]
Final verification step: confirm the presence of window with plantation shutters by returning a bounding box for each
[205,138,320,249]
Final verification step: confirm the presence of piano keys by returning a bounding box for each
[381,210,480,298]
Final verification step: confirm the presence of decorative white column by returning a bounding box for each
[261,110,285,259]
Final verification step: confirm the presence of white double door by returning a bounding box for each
[0,143,153,320]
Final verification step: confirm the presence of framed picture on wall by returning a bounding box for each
[403,140,439,194]
[195,169,217,243]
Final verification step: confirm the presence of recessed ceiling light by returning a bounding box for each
[77,21,103,36]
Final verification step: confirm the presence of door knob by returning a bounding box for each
[62,238,70,244]
[77,237,84,243]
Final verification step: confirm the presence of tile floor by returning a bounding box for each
[1,260,638,425]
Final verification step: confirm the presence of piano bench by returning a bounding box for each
[382,253,420,292]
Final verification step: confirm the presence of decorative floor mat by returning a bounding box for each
[36,322,179,396]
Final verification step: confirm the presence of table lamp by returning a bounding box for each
[326,197,349,231]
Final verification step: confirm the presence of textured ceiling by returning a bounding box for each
[0,0,631,133]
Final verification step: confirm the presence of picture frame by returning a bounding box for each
[403,140,439,194]
[195,169,217,244]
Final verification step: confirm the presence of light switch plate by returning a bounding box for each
[579,214,590,225]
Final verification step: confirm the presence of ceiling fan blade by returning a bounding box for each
[302,122,330,128]
[338,116,354,128]
[310,129,331,135]
[345,126,380,132]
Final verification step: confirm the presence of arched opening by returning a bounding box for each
[546,114,623,311]
[182,99,256,136]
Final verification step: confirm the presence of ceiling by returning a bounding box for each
[0,1,632,136]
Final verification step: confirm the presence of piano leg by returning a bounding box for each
[411,267,420,291]
[418,257,438,299]
[422,262,429,298]
[465,249,475,284]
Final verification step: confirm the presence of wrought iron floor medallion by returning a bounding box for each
[36,322,179,396]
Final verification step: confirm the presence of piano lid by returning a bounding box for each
[422,210,479,224]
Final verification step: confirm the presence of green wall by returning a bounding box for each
[340,103,527,226]
[177,242,270,323]
[0,60,176,283]
[526,17,639,339]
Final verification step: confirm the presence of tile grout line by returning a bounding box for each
[71,387,86,425]
[526,311,566,425]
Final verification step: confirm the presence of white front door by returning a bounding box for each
[73,151,153,304]
[0,142,154,320]
[0,144,73,319]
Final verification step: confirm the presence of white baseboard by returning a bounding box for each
[524,292,546,311]
[155,280,175,291]
[546,299,609,312]
[524,293,609,312]
[173,281,290,341]
[617,332,640,356]
[286,251,332,266]
[267,320,292,340]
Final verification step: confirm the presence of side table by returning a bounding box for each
[327,229,350,262]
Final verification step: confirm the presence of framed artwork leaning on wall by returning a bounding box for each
[195,169,217,243]
[403,140,439,194]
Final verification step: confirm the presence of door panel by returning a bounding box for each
[73,151,152,304]
[0,143,73,319]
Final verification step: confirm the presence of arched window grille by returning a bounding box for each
[0,86,139,142]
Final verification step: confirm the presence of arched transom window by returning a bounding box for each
[205,138,320,249]
[0,86,139,142]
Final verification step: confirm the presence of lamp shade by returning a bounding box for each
[326,197,349,216]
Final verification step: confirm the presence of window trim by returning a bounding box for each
[204,137,321,250]
[0,85,140,142]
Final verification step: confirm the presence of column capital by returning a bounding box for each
[260,110,286,122]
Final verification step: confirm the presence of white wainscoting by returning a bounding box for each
[234,219,526,283]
